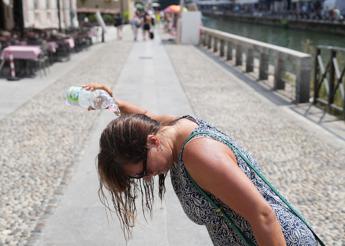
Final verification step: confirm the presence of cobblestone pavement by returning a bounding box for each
[165,45,345,245]
[0,35,133,245]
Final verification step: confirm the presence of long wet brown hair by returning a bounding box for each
[97,114,168,239]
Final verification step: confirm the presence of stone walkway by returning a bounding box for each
[0,26,344,246]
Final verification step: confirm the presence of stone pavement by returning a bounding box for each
[0,25,344,246]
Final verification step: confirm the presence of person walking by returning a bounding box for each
[83,83,324,245]
[130,13,141,41]
[142,13,151,41]
[114,13,123,40]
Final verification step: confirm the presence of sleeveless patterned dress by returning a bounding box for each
[170,115,317,245]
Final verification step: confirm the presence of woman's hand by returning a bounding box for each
[82,82,113,111]
[82,82,113,97]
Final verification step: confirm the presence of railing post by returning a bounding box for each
[295,56,312,103]
[246,48,254,73]
[207,35,212,49]
[201,32,206,47]
[220,39,225,57]
[313,48,321,104]
[199,31,203,46]
[343,87,345,119]
[226,42,233,61]
[342,67,345,120]
[274,54,285,90]
[259,53,269,80]
[213,37,218,53]
[328,50,336,106]
[235,45,242,66]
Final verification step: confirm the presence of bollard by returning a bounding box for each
[235,45,242,66]
[259,53,269,80]
[274,54,285,90]
[246,49,254,73]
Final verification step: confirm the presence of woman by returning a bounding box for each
[84,83,318,245]
[114,13,123,40]
[130,13,141,41]
[142,14,151,41]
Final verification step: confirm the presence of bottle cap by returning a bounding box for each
[65,86,81,106]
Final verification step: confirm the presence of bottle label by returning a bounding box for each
[66,86,81,105]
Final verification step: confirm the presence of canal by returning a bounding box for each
[202,16,345,55]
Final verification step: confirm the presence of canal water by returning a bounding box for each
[202,16,345,55]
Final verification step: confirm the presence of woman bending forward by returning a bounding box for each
[85,83,317,246]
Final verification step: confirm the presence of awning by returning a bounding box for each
[77,7,118,14]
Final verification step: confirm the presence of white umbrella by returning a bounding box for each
[2,0,10,5]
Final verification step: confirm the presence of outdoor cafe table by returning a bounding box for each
[1,45,42,60]
[0,45,42,78]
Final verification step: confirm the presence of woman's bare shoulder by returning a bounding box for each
[182,136,237,172]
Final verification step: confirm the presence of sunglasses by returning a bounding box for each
[128,155,148,179]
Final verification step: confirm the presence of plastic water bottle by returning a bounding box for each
[65,86,120,115]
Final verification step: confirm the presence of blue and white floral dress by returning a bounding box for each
[170,116,317,246]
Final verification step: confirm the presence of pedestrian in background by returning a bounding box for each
[130,12,141,41]
[114,13,123,40]
[142,14,151,41]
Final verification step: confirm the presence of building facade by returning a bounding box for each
[0,0,78,31]
[24,0,78,29]
[77,0,133,22]
[76,0,131,15]
[77,0,119,14]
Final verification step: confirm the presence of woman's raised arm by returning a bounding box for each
[83,82,177,124]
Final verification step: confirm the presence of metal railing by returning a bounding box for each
[199,27,312,103]
[314,45,345,119]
